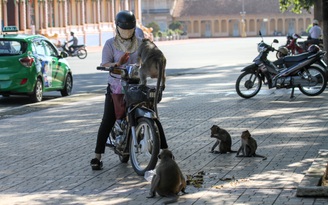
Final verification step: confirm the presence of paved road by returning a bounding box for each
[1,38,328,205]
[0,36,285,110]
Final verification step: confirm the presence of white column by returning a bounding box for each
[20,0,27,31]
[135,0,141,22]
[14,0,19,28]
[44,0,48,29]
[63,0,68,27]
[123,0,127,10]
[3,0,8,26]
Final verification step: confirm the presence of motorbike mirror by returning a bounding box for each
[273,39,279,43]
[258,30,264,42]
[60,51,68,58]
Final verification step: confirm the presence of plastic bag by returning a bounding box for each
[144,169,156,182]
[111,94,126,119]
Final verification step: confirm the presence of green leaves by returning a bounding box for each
[279,0,314,13]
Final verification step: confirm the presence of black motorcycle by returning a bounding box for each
[59,41,87,59]
[236,31,327,99]
[97,65,165,176]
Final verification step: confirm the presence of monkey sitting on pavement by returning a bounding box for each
[236,130,267,160]
[210,125,236,154]
[137,38,166,91]
[147,149,187,204]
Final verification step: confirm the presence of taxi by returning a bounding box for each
[0,26,73,102]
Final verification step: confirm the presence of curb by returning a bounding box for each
[296,149,328,196]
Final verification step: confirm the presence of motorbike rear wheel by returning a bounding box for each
[298,66,327,96]
[236,70,262,98]
[77,48,87,59]
[130,118,160,176]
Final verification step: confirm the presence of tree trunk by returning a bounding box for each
[314,0,322,21]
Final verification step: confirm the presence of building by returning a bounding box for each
[141,0,175,31]
[140,0,313,38]
[1,0,314,45]
[172,0,313,37]
[0,0,142,46]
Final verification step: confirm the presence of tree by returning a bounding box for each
[279,0,328,62]
[169,21,182,30]
[146,22,160,35]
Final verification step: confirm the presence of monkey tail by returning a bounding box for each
[253,154,267,160]
[154,58,166,117]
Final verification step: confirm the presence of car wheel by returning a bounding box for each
[60,73,73,96]
[30,78,43,103]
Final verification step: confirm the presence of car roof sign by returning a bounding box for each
[2,26,19,32]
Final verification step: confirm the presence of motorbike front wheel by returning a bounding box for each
[77,48,87,59]
[298,66,327,96]
[236,71,262,99]
[130,118,160,176]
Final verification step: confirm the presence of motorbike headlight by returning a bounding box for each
[257,43,267,53]
[126,64,140,80]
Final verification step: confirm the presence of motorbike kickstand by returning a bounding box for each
[290,87,295,99]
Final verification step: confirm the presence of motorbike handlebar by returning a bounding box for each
[269,46,276,52]
[264,43,276,52]
[266,44,276,52]
[96,66,125,76]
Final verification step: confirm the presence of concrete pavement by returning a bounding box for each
[1,64,328,205]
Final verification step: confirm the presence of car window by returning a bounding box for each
[0,40,26,56]
[33,40,46,56]
[43,40,58,57]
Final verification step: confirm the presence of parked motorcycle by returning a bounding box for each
[97,65,165,176]
[276,33,304,58]
[58,41,87,59]
[236,31,327,99]
[276,33,324,59]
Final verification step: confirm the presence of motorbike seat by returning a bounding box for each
[274,51,321,68]
[76,44,85,48]
[283,52,313,63]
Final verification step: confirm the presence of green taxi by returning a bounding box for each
[0,26,73,102]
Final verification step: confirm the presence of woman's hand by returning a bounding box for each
[118,53,130,66]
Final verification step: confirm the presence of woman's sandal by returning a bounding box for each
[90,158,103,170]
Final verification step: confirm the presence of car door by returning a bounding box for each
[43,40,64,89]
[32,40,53,90]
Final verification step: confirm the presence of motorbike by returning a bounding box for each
[235,31,327,99]
[276,33,324,59]
[97,65,166,176]
[58,41,87,59]
[276,33,304,58]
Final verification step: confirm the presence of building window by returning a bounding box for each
[221,20,227,32]
[214,20,219,33]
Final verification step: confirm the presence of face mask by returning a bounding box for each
[117,27,135,39]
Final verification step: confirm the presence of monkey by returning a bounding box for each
[210,125,236,154]
[137,38,166,91]
[147,149,187,205]
[137,38,166,115]
[236,130,267,160]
